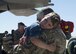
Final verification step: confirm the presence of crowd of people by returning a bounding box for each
[0,8,75,54]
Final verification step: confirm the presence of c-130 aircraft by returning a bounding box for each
[0,0,54,16]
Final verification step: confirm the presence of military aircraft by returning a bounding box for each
[0,0,54,16]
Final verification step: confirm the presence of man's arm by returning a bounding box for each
[31,38,56,52]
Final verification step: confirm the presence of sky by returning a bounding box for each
[0,0,76,37]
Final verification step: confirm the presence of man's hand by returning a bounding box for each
[19,36,26,45]
[46,43,56,52]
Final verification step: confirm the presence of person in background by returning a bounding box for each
[13,22,29,54]
[14,22,26,44]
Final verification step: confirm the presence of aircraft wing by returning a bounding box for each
[0,0,52,16]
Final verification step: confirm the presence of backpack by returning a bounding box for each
[60,20,74,39]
